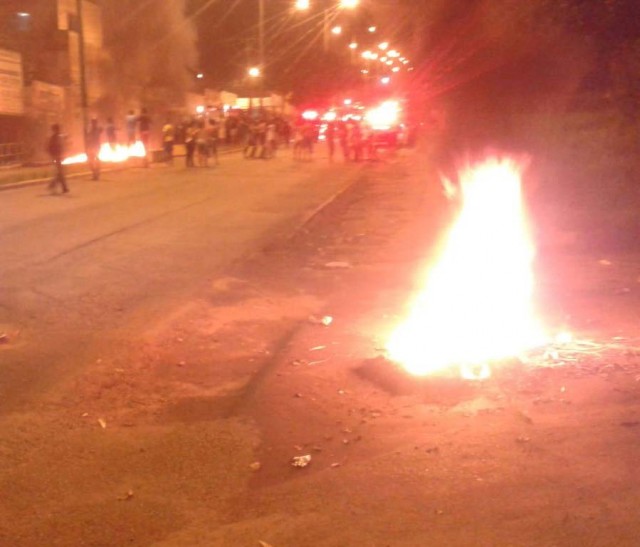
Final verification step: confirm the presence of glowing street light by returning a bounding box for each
[339,0,359,7]
[331,25,342,35]
[294,0,310,8]
[378,42,389,50]
[368,26,377,33]
[361,69,369,74]
[349,42,358,49]
[380,76,390,84]
[196,72,204,79]
[392,66,400,73]
[248,66,261,78]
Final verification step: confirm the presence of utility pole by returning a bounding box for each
[258,0,265,110]
[76,0,89,151]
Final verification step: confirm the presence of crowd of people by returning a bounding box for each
[46,108,397,194]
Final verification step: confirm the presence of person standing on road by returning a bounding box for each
[196,121,209,167]
[326,121,336,162]
[184,121,197,167]
[264,119,277,159]
[106,117,117,151]
[281,119,291,148]
[162,120,175,165]
[125,110,137,146]
[338,121,349,161]
[138,108,152,167]
[206,119,220,166]
[86,118,102,180]
[47,124,68,194]
[244,121,258,159]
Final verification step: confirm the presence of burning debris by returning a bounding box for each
[63,141,146,165]
[386,156,547,379]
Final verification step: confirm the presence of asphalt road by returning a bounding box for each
[3,144,640,546]
[0,151,360,414]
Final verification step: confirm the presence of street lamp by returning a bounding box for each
[248,66,261,78]
[293,0,360,52]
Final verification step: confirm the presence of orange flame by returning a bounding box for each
[62,141,146,165]
[387,156,547,378]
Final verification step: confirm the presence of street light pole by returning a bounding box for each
[258,0,265,110]
[258,0,265,70]
[76,0,88,151]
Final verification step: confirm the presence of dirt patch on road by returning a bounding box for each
[4,148,640,545]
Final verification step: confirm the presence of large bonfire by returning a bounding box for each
[387,156,547,379]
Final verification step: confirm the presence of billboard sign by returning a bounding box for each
[0,49,24,116]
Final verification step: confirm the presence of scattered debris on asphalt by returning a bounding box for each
[308,315,333,326]
[258,541,274,547]
[309,345,326,351]
[291,454,312,468]
[599,259,612,266]
[98,418,107,429]
[117,490,134,501]
[0,333,8,344]
[249,461,262,471]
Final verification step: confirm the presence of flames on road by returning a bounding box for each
[387,157,547,379]
[62,141,146,165]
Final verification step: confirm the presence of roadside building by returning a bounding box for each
[0,0,105,161]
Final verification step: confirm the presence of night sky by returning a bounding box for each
[186,0,404,95]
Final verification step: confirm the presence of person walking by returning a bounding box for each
[86,118,102,180]
[138,108,152,167]
[162,119,175,165]
[47,124,68,194]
